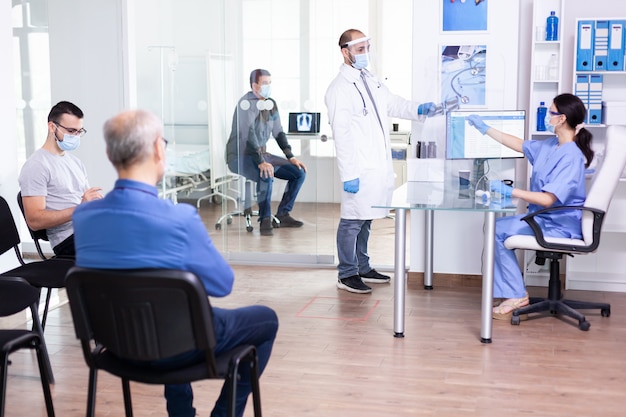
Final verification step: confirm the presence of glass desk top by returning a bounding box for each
[374,181,519,213]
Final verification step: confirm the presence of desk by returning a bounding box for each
[375,181,517,343]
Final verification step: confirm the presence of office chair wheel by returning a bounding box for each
[226,217,233,225]
[601,308,611,317]
[246,225,254,232]
[578,320,590,331]
[511,315,521,326]
[215,223,222,230]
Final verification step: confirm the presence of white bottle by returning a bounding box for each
[548,54,558,80]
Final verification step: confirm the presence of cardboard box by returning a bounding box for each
[602,101,626,125]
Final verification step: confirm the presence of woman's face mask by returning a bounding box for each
[56,133,81,151]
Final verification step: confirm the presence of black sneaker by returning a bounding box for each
[275,213,303,228]
[260,218,273,236]
[337,275,372,294]
[360,269,391,284]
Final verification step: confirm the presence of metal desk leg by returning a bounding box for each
[424,210,434,290]
[393,208,407,338]
[480,211,496,343]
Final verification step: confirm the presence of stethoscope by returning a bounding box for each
[448,50,486,104]
[352,72,381,117]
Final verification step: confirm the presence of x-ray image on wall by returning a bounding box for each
[440,45,486,107]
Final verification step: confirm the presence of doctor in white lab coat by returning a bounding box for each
[325,28,437,294]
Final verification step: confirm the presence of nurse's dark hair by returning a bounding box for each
[249,69,271,88]
[48,101,83,123]
[553,93,594,168]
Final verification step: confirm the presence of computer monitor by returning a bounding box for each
[446,110,526,160]
[288,112,321,134]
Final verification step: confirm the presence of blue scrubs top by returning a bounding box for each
[523,136,587,238]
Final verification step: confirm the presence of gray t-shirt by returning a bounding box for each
[18,148,89,248]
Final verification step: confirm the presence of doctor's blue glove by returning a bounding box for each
[467,114,490,135]
[343,178,360,193]
[489,180,513,198]
[417,102,437,118]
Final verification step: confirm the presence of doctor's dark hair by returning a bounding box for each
[553,93,594,167]
[249,69,271,88]
[103,110,164,169]
[338,29,365,48]
[48,101,84,123]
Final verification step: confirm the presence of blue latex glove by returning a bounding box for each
[467,114,490,135]
[489,180,513,198]
[343,178,359,193]
[417,102,437,118]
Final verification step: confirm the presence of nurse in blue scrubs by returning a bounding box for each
[467,93,593,319]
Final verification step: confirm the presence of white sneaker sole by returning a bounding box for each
[361,277,391,284]
[336,281,372,294]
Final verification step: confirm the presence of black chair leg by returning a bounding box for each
[35,343,56,416]
[0,354,8,417]
[86,369,98,417]
[40,288,53,331]
[249,357,262,417]
[122,379,133,417]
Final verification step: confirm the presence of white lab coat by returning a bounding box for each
[325,64,424,219]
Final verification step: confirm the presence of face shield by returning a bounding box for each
[343,36,377,71]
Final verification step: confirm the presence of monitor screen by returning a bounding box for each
[446,110,525,159]
[288,112,321,134]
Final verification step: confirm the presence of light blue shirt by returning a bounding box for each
[73,179,234,297]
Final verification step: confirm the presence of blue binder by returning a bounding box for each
[574,74,590,124]
[608,20,625,71]
[576,21,595,71]
[593,20,609,71]
[588,75,603,125]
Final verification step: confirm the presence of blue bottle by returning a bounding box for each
[546,11,559,41]
[536,102,547,131]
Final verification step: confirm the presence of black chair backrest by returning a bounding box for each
[65,267,219,374]
[0,276,41,317]
[0,195,23,257]
[17,192,49,242]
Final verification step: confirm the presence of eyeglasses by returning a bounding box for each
[54,122,87,137]
[161,137,169,148]
[548,111,562,117]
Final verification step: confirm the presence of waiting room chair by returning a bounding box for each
[17,192,50,261]
[0,276,55,417]
[65,267,262,417]
[505,125,626,330]
[0,196,73,332]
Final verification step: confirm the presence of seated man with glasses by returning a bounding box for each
[18,101,103,258]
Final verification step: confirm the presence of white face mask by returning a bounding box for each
[545,114,557,133]
[351,53,369,70]
[56,133,81,151]
[259,84,271,99]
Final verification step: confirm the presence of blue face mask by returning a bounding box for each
[544,114,555,134]
[259,84,271,99]
[56,133,81,151]
[352,53,369,70]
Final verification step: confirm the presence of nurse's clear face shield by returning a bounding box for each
[342,36,377,71]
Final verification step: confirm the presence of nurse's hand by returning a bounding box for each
[489,180,513,198]
[418,102,437,117]
[467,114,490,135]
[343,178,359,193]
[258,161,274,179]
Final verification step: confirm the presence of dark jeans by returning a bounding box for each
[52,234,76,259]
[336,218,372,279]
[228,154,306,220]
[159,305,278,417]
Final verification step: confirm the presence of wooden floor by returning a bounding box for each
[4,200,626,416]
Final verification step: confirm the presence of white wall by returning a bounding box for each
[0,0,20,272]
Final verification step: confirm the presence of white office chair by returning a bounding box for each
[505,125,626,330]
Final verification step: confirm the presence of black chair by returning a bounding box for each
[505,125,626,330]
[17,192,51,261]
[65,267,262,417]
[0,196,73,332]
[0,276,55,417]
